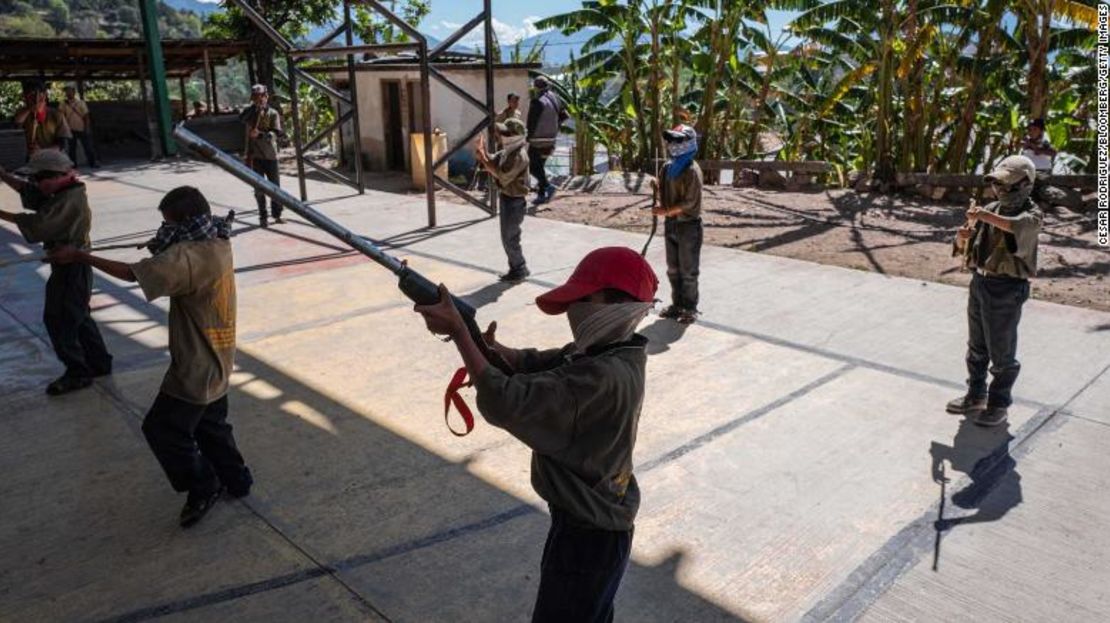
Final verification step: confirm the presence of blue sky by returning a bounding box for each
[425,2,796,44]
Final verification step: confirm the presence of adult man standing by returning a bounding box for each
[1020,118,1070,208]
[61,86,99,169]
[48,186,252,527]
[526,77,566,205]
[239,84,285,226]
[0,150,112,395]
[13,81,71,156]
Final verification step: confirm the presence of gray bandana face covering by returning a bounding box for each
[567,302,653,354]
[992,181,1033,212]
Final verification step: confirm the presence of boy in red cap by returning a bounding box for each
[414,246,657,623]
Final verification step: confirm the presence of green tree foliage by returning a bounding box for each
[540,0,1100,180]
[0,0,203,38]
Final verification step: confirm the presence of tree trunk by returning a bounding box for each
[251,30,278,94]
[942,0,1003,173]
[1025,2,1052,119]
[874,0,896,184]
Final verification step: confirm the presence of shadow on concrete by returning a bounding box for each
[460,281,517,311]
[640,318,689,356]
[930,418,1023,533]
[0,224,743,622]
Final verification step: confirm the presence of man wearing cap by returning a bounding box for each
[476,118,531,282]
[414,246,657,623]
[48,186,252,528]
[0,151,112,395]
[13,81,71,156]
[949,155,1043,427]
[61,86,98,169]
[239,84,285,226]
[651,124,704,325]
[1020,118,1071,208]
[526,77,567,205]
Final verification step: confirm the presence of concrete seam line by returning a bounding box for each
[94,380,393,623]
[639,364,855,473]
[800,401,1068,623]
[379,244,1055,411]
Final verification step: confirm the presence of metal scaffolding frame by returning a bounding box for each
[229,0,499,226]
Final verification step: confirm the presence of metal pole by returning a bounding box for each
[483,0,497,214]
[209,53,220,113]
[179,76,187,120]
[202,49,213,112]
[138,0,176,156]
[287,54,308,201]
[419,40,436,227]
[246,51,256,87]
[343,0,365,194]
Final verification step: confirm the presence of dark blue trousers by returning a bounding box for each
[532,508,633,623]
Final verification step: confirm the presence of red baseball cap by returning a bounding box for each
[535,247,658,315]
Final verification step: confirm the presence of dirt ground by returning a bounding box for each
[527,186,1110,312]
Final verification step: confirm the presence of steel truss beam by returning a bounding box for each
[228,0,499,225]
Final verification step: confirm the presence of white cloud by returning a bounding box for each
[437,17,551,48]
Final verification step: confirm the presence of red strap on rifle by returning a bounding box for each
[444,366,475,437]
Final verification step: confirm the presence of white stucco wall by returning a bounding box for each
[353,66,532,173]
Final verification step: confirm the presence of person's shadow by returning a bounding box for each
[930,418,1023,532]
[639,317,689,356]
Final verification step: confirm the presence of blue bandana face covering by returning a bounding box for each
[665,131,698,179]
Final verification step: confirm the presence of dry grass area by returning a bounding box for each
[530,186,1109,312]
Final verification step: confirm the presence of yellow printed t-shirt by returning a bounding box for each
[131,239,236,405]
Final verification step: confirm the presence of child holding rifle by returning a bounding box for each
[949,155,1042,427]
[414,246,657,622]
[48,186,252,527]
[651,124,704,325]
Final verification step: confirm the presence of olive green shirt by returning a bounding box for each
[489,144,530,199]
[13,184,91,250]
[131,240,237,405]
[473,336,648,531]
[660,161,703,221]
[240,105,283,161]
[954,200,1042,279]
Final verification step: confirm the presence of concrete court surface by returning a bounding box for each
[1,160,1108,623]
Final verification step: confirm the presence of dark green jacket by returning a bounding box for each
[660,161,703,221]
[473,336,648,531]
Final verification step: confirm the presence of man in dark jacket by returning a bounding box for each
[0,150,112,395]
[526,77,566,206]
[414,246,658,622]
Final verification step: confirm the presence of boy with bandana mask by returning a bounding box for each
[0,150,112,395]
[477,117,531,282]
[949,155,1043,427]
[651,124,704,324]
[414,246,657,623]
[48,186,252,528]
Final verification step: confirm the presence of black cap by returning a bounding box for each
[533,76,549,89]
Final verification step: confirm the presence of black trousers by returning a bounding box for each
[532,509,633,623]
[499,194,527,272]
[67,131,97,167]
[528,146,552,195]
[43,262,112,378]
[966,272,1030,408]
[664,217,703,311]
[142,392,252,497]
[251,158,281,218]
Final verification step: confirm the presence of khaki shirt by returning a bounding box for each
[61,98,90,133]
[132,240,237,405]
[21,107,71,152]
[240,105,282,160]
[495,106,522,124]
[660,161,703,221]
[473,336,648,531]
[954,200,1043,279]
[13,184,91,250]
[489,144,529,198]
